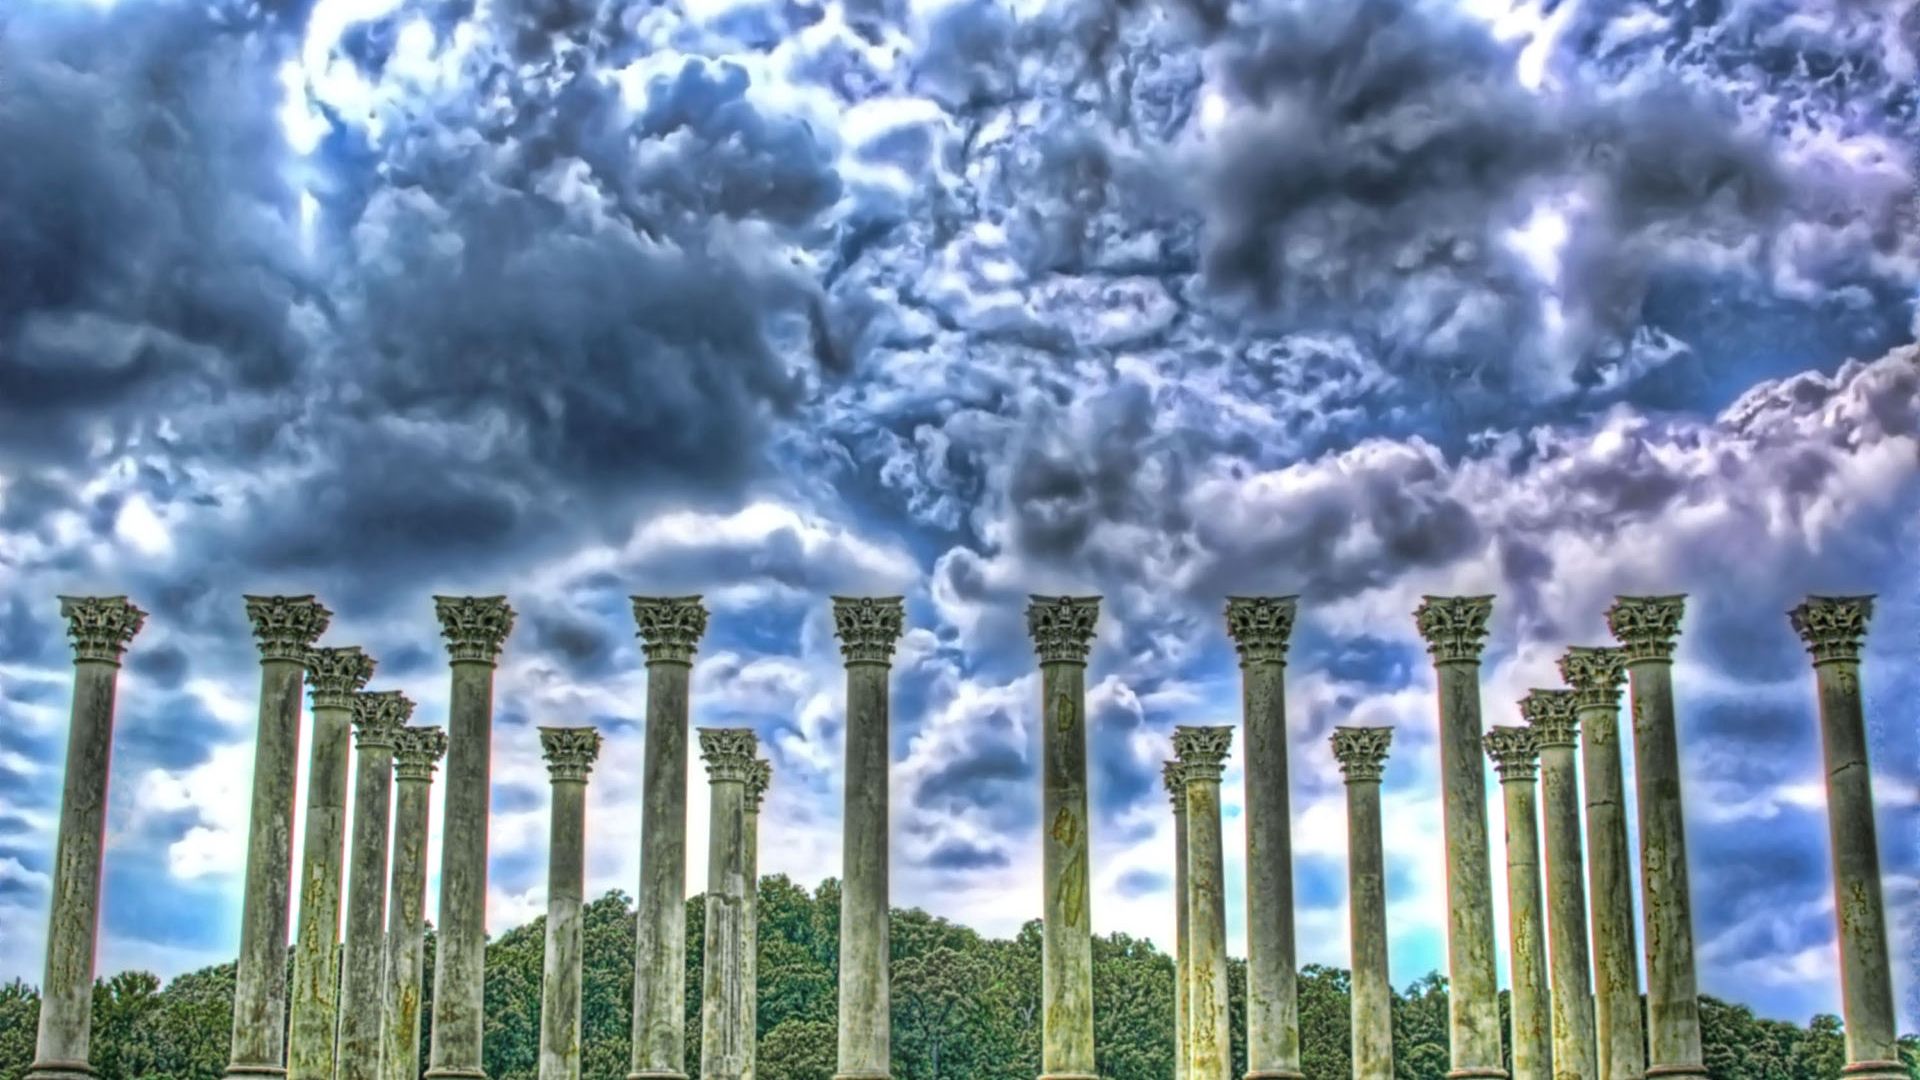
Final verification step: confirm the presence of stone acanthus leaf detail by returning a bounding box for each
[1483,725,1541,780]
[1558,646,1628,709]
[244,594,331,662]
[59,595,147,664]
[1788,595,1873,664]
[1330,726,1393,783]
[539,726,602,783]
[1026,595,1100,664]
[631,596,708,664]
[1413,595,1494,664]
[306,647,377,709]
[1162,761,1189,810]
[1172,725,1234,782]
[1224,596,1297,666]
[351,691,414,749]
[1605,595,1686,662]
[1519,689,1579,748]
[699,727,759,782]
[435,595,515,664]
[832,596,906,665]
[393,726,449,782]
[746,758,773,811]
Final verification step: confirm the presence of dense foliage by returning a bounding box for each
[0,878,1912,1079]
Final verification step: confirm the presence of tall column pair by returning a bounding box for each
[695,728,769,1080]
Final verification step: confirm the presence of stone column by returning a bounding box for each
[1411,596,1504,1079]
[381,726,447,1080]
[289,647,378,1080]
[427,596,516,1080]
[338,691,414,1080]
[26,597,145,1080]
[1605,596,1705,1079]
[1485,726,1550,1080]
[831,596,904,1080]
[1330,727,1394,1080]
[1519,690,1597,1080]
[1162,763,1190,1080]
[1224,597,1303,1080]
[228,596,331,1080]
[697,728,758,1080]
[1556,646,1640,1080]
[1026,595,1100,1080]
[1173,727,1233,1080]
[1789,596,1906,1079]
[743,759,771,1080]
[630,597,709,1080]
[538,727,603,1080]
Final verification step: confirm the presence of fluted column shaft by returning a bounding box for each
[29,597,145,1080]
[1163,765,1190,1080]
[630,598,707,1080]
[538,728,602,1080]
[1487,728,1550,1080]
[1027,596,1099,1080]
[698,730,757,1080]
[833,598,903,1080]
[1791,597,1904,1079]
[1413,596,1504,1079]
[1559,648,1641,1080]
[1607,597,1704,1078]
[338,694,413,1080]
[381,728,447,1080]
[1175,727,1233,1080]
[1226,598,1302,1080]
[229,596,330,1080]
[428,596,514,1080]
[1332,727,1394,1080]
[743,761,770,1080]
[1521,691,1597,1080]
[290,648,376,1080]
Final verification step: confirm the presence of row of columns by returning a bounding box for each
[20,589,1907,1080]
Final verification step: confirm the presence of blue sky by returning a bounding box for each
[0,0,1917,1035]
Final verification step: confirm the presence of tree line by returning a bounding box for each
[0,876,1912,1079]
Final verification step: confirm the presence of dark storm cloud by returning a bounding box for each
[1113,867,1168,898]
[128,643,191,691]
[923,838,1010,871]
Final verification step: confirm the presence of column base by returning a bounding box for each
[1246,1072,1307,1080]
[26,1061,96,1080]
[222,1066,287,1079]
[423,1070,489,1080]
[1038,1074,1099,1080]
[627,1072,688,1080]
[1645,1068,1709,1078]
[834,1073,893,1080]
[1444,1070,1508,1079]
[1839,1064,1909,1080]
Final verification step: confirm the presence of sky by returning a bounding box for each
[0,0,1917,1037]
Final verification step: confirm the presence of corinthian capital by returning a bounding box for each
[698,727,759,783]
[540,726,603,783]
[1518,688,1579,748]
[1026,595,1100,665]
[832,596,905,665]
[1161,761,1188,812]
[1171,725,1233,782]
[306,647,377,709]
[1413,595,1494,664]
[59,596,147,665]
[435,596,515,664]
[746,758,773,811]
[1788,595,1873,665]
[1330,726,1393,784]
[1557,646,1626,709]
[1224,596,1298,666]
[1483,725,1540,781]
[351,691,414,749]
[393,726,449,782]
[1605,594,1685,663]
[631,596,708,664]
[244,594,331,662]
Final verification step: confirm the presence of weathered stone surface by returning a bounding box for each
[539,727,603,1080]
[1162,763,1190,1080]
[1485,727,1550,1080]
[1026,595,1100,1080]
[698,729,758,1080]
[1519,690,1597,1080]
[744,759,771,1080]
[337,692,413,1080]
[630,597,708,1080]
[289,647,377,1080]
[228,595,330,1080]
[28,597,144,1080]
[1331,727,1393,1080]
[832,597,903,1080]
[1558,646,1642,1080]
[1173,727,1233,1080]
[428,596,515,1080]
[382,727,447,1080]
[1411,596,1505,1079]
[1789,597,1906,1079]
[1606,596,1706,1079]
[1224,597,1303,1080]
